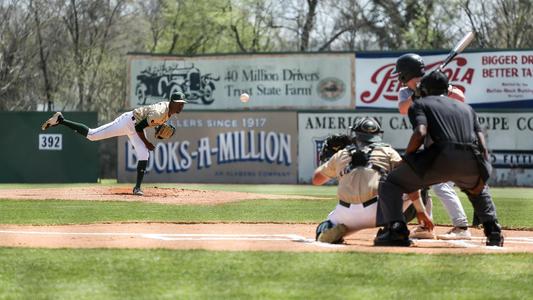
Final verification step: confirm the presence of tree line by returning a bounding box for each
[1,0,531,121]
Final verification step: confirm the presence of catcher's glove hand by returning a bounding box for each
[154,123,176,139]
[319,134,352,163]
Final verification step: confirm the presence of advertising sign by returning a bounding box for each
[118,111,298,184]
[356,50,533,109]
[298,112,533,184]
[128,53,354,109]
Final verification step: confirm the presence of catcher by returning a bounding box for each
[313,117,433,244]
[41,92,187,195]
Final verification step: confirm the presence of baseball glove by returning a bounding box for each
[319,134,352,163]
[154,123,176,139]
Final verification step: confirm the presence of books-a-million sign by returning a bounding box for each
[117,111,298,184]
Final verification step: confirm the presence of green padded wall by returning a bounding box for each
[0,112,99,183]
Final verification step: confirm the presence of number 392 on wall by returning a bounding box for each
[39,134,62,150]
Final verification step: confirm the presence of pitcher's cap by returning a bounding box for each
[170,92,187,103]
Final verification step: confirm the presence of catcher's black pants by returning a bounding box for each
[378,146,498,225]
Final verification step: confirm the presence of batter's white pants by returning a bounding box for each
[86,112,150,161]
[431,182,469,227]
[328,199,412,234]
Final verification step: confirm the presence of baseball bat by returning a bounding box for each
[438,31,475,71]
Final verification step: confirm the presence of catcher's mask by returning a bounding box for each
[419,70,449,97]
[393,53,425,84]
[351,117,383,143]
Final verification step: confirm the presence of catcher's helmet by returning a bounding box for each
[419,70,449,97]
[393,53,425,83]
[351,117,383,143]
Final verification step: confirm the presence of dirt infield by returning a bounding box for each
[1,186,532,254]
[0,186,322,205]
[0,223,532,254]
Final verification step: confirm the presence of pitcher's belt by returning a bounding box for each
[339,197,378,208]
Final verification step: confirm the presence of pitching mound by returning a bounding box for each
[0,223,531,254]
[0,186,322,205]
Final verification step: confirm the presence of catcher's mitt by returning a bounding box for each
[154,123,176,139]
[319,134,352,163]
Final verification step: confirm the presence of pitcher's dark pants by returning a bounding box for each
[378,147,498,225]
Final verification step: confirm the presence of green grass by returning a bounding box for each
[0,183,532,299]
[0,199,331,225]
[0,180,337,197]
[0,187,531,228]
[0,248,531,300]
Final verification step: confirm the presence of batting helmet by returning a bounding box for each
[419,70,449,97]
[394,53,425,83]
[351,117,383,143]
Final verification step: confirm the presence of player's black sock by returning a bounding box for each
[60,119,89,137]
[135,160,148,188]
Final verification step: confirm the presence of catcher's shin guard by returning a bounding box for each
[315,220,347,244]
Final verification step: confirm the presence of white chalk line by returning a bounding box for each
[0,230,304,240]
[413,239,480,249]
[0,230,339,247]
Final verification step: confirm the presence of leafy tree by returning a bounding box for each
[463,0,533,48]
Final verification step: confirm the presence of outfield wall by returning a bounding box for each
[0,112,99,183]
[355,50,533,109]
[117,111,298,184]
[127,50,533,110]
[116,50,533,185]
[297,111,533,186]
[127,53,354,110]
[115,110,533,186]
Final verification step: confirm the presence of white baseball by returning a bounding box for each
[240,93,250,103]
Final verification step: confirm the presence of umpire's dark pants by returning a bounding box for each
[378,145,498,224]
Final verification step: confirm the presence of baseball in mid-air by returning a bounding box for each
[240,93,250,103]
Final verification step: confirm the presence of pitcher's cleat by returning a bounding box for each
[41,112,63,130]
[132,186,144,196]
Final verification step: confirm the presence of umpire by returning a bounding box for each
[374,70,504,247]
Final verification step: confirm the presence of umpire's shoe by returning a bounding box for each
[483,221,504,247]
[41,112,64,130]
[374,221,412,247]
